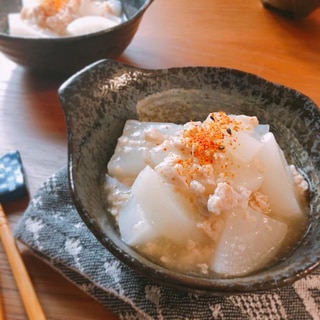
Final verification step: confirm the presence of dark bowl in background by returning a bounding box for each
[58,59,320,294]
[0,0,153,76]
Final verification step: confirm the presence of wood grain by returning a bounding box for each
[0,0,319,318]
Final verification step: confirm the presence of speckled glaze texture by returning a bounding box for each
[0,0,153,76]
[58,59,320,294]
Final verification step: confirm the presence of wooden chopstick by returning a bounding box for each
[0,279,5,320]
[0,203,46,320]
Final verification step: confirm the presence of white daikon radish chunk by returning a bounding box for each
[225,130,263,163]
[78,0,122,20]
[143,123,182,167]
[227,159,264,192]
[211,207,288,277]
[107,120,152,180]
[122,120,178,145]
[78,1,103,16]
[256,132,303,219]
[108,120,180,180]
[67,16,118,36]
[228,114,259,131]
[117,120,150,144]
[8,13,54,38]
[148,144,171,167]
[108,0,122,17]
[22,0,41,7]
[118,195,159,246]
[132,121,181,144]
[147,138,181,167]
[107,145,148,181]
[132,166,202,243]
[253,124,270,139]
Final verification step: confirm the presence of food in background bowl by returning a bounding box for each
[8,0,122,37]
[106,111,309,277]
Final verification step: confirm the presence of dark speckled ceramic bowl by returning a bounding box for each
[0,0,153,76]
[58,59,320,294]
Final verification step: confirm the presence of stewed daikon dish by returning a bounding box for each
[8,0,123,37]
[106,111,309,278]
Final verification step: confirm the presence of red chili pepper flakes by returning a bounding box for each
[41,0,68,11]
[181,111,242,165]
[170,111,247,184]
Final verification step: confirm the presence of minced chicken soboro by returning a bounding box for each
[106,111,309,277]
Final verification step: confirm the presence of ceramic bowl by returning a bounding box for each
[261,0,320,19]
[0,0,153,76]
[58,59,320,294]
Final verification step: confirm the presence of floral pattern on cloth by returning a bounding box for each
[14,167,320,320]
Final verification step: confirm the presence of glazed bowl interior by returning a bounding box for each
[0,0,153,76]
[58,59,320,294]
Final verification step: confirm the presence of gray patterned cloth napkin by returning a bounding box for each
[14,167,320,320]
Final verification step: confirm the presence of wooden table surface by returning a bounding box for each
[1,0,320,319]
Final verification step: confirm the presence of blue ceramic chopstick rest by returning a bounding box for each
[0,151,28,203]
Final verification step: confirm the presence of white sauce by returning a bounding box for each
[106,112,308,277]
